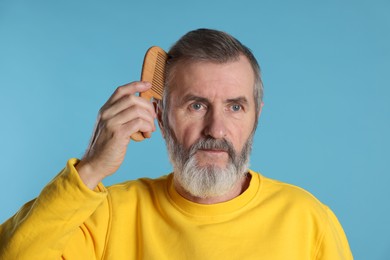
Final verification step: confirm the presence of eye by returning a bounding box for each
[231,104,242,112]
[190,103,204,111]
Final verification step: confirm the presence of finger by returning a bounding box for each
[101,94,156,121]
[117,105,156,127]
[105,105,156,135]
[143,131,152,139]
[122,118,156,138]
[106,81,152,106]
[108,116,155,142]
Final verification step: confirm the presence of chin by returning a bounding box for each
[196,161,228,170]
[195,156,229,168]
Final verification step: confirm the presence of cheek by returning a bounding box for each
[231,119,255,152]
[230,127,245,152]
[169,112,203,148]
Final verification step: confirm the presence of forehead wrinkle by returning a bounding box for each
[167,57,256,110]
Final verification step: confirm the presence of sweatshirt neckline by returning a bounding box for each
[167,170,261,217]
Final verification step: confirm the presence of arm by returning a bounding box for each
[0,159,108,259]
[315,207,353,260]
[0,81,157,258]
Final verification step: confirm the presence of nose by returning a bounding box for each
[203,108,227,139]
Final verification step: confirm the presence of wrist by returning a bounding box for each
[75,160,105,190]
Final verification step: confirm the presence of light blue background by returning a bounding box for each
[1,0,389,259]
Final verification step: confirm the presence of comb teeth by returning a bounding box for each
[140,46,168,100]
[131,46,168,142]
[151,52,166,97]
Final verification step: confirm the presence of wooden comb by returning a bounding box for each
[130,46,168,141]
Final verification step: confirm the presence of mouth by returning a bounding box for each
[199,148,227,153]
[197,149,228,156]
[187,138,234,162]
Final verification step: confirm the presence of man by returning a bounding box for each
[0,29,353,259]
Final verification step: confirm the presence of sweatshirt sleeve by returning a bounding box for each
[0,159,109,259]
[315,206,354,260]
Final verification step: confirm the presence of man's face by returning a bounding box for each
[161,55,259,198]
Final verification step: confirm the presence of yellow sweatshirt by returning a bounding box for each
[0,159,353,259]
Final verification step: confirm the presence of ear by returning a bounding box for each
[257,102,264,119]
[153,99,165,138]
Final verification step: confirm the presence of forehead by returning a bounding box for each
[168,56,255,101]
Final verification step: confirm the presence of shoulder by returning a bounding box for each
[250,171,353,258]
[250,170,330,219]
[260,172,324,203]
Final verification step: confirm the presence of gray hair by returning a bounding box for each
[162,28,263,120]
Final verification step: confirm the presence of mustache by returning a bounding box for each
[188,138,236,159]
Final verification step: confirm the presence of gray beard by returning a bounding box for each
[164,126,254,199]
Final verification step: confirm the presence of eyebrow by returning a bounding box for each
[180,94,249,106]
[180,94,210,106]
[226,96,249,106]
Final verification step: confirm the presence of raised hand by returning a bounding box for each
[76,81,157,189]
